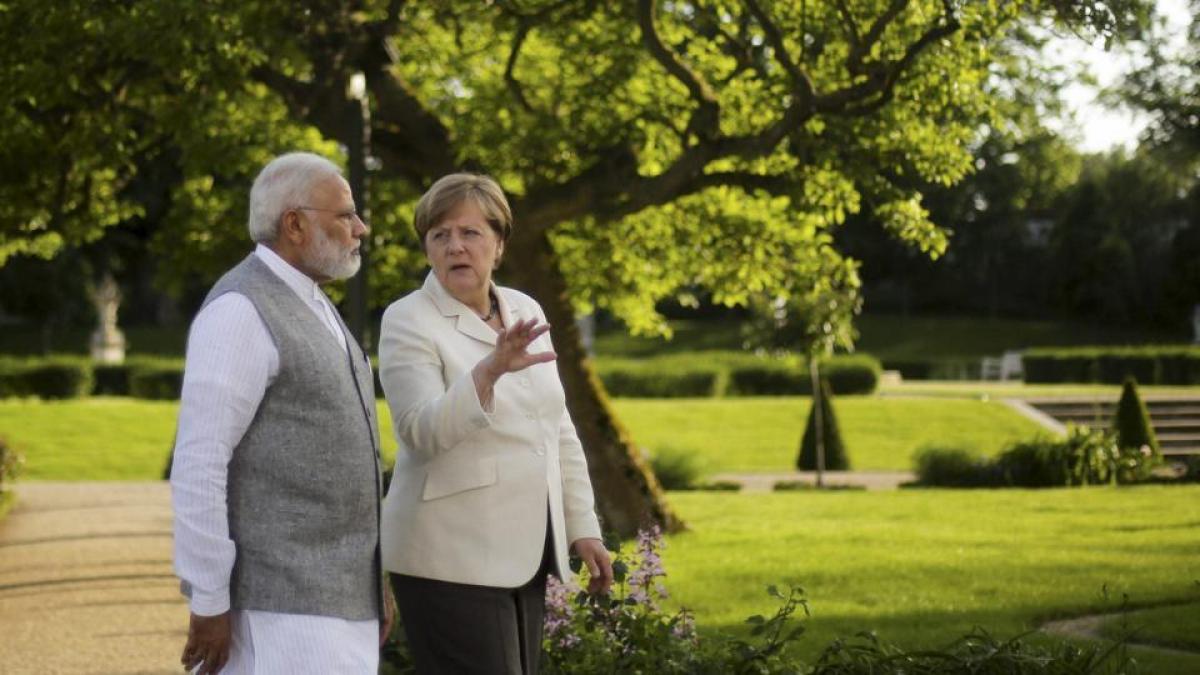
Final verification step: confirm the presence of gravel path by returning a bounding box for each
[1041,610,1200,661]
[0,482,184,675]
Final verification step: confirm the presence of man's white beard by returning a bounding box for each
[306,225,361,281]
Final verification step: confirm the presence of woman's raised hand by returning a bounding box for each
[479,318,557,383]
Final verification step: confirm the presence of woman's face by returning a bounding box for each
[425,199,505,306]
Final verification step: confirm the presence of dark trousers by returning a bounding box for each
[391,518,555,675]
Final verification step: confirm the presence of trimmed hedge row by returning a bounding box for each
[595,352,881,398]
[0,356,184,400]
[1023,346,1200,384]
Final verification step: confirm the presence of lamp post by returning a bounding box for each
[345,72,372,350]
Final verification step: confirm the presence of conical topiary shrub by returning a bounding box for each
[1112,376,1159,453]
[797,377,850,471]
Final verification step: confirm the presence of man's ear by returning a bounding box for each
[280,210,305,245]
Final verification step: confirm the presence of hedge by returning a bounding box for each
[128,363,186,400]
[0,356,186,400]
[1023,346,1200,384]
[596,351,880,398]
[0,356,93,399]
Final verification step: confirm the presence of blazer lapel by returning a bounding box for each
[422,271,498,346]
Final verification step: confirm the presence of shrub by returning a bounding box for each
[594,351,879,398]
[92,363,133,396]
[913,446,997,487]
[1023,346,1200,384]
[994,426,1154,488]
[647,446,703,490]
[0,436,23,494]
[599,368,721,398]
[729,356,881,396]
[129,364,185,400]
[0,357,92,399]
[1112,377,1159,456]
[797,378,850,471]
[915,427,1158,489]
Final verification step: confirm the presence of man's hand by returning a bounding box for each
[380,585,397,647]
[181,611,231,674]
[571,538,614,595]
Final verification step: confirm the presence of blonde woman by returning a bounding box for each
[378,173,612,674]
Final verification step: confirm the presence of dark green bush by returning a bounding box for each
[130,364,185,400]
[1097,351,1158,384]
[727,362,806,395]
[1112,377,1159,454]
[913,446,997,487]
[93,363,133,396]
[729,356,881,396]
[599,368,721,398]
[646,446,703,490]
[1023,346,1200,384]
[0,357,93,399]
[798,378,849,471]
[915,427,1158,489]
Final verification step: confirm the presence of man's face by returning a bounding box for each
[299,177,367,282]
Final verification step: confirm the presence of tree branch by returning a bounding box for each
[743,0,816,104]
[504,21,537,113]
[636,0,720,139]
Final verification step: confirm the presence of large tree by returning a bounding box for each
[2,0,1138,535]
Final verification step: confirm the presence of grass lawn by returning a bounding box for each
[4,396,1041,479]
[662,487,1200,673]
[612,396,1044,473]
[0,397,402,479]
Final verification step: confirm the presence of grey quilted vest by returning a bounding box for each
[200,253,382,620]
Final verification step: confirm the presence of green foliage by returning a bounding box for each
[915,426,1160,488]
[128,363,185,400]
[1023,346,1200,384]
[811,627,1131,674]
[647,446,704,491]
[598,363,723,398]
[996,426,1157,487]
[0,356,93,399]
[0,435,23,496]
[798,379,849,471]
[912,446,996,488]
[596,351,880,398]
[1112,377,1160,456]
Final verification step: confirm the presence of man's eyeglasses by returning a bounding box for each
[294,206,363,223]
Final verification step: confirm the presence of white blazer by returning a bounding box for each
[378,272,603,587]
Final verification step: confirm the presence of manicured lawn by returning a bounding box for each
[613,396,1044,473]
[0,397,401,479]
[5,396,1040,479]
[663,487,1200,673]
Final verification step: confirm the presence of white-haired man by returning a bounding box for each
[170,152,393,674]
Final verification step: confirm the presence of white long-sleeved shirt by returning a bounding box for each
[170,245,376,672]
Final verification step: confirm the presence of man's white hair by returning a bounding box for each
[248,152,344,243]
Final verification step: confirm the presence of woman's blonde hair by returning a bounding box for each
[412,173,513,249]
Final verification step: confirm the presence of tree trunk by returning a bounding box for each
[501,233,683,538]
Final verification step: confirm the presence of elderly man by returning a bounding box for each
[170,152,392,674]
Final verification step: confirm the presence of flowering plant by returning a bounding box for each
[541,525,809,674]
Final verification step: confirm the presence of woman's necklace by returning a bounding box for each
[479,292,500,322]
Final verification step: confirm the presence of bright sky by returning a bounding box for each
[1044,0,1191,153]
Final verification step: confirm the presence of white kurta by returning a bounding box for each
[171,245,377,674]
